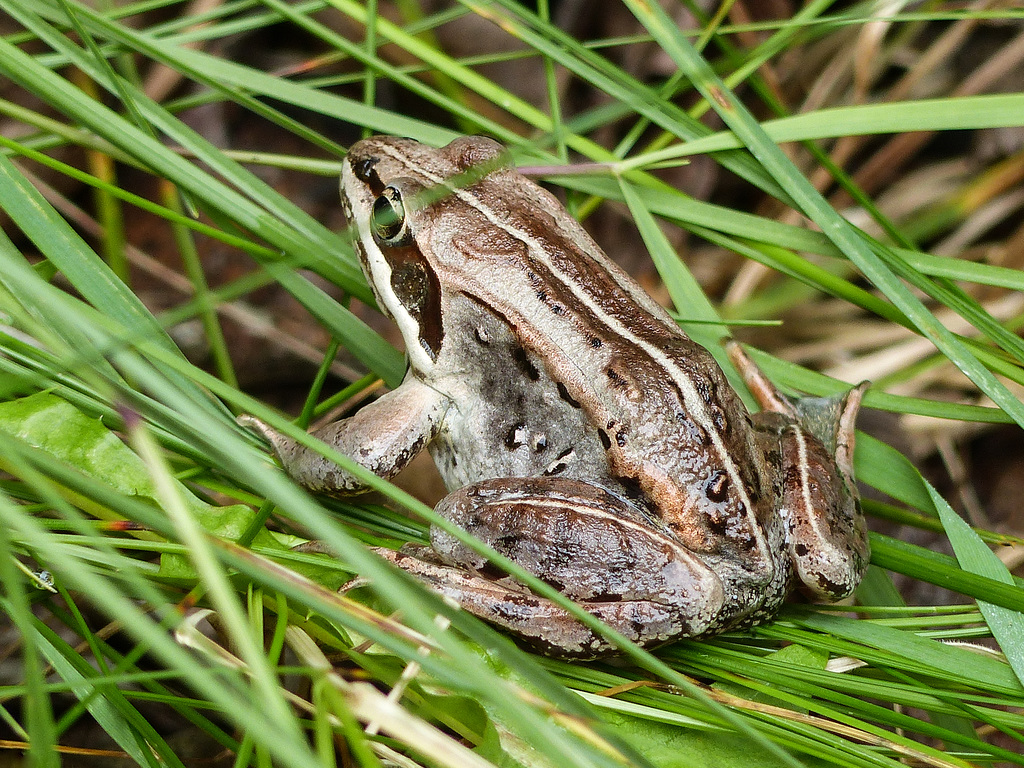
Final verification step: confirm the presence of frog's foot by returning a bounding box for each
[724,339,867,461]
[777,390,870,601]
[725,340,870,601]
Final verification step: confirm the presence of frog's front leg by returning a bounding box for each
[240,376,450,495]
[375,477,727,658]
[725,341,870,600]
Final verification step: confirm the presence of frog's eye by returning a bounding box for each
[371,187,410,245]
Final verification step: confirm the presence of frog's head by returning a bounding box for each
[341,136,511,376]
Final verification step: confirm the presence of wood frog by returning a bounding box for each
[243,136,869,657]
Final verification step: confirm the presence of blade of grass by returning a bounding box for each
[0,36,404,385]
[870,534,1024,615]
[0,532,59,768]
[785,610,1023,696]
[461,0,796,204]
[624,93,1024,169]
[929,483,1024,686]
[30,618,179,768]
[127,413,308,747]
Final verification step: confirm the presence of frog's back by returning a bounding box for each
[441,167,783,571]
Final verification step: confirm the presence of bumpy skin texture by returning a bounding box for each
[245,136,870,658]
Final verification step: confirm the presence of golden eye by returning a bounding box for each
[371,187,408,244]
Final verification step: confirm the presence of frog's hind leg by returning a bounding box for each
[374,546,674,658]
[371,477,728,658]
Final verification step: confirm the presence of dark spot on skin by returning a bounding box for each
[474,327,490,344]
[555,448,574,460]
[617,475,645,502]
[494,534,521,553]
[606,368,627,388]
[540,547,572,571]
[707,514,729,536]
[794,543,809,557]
[536,289,548,302]
[551,304,565,315]
[391,437,422,473]
[705,470,729,503]
[743,465,764,496]
[598,429,611,450]
[695,375,718,406]
[587,591,623,603]
[557,382,581,408]
[694,422,711,446]
[543,576,566,592]
[352,157,383,193]
[505,425,525,449]
[629,619,646,640]
[512,347,541,381]
[816,574,846,597]
[477,561,507,580]
[616,430,627,447]
[709,405,728,432]
[533,435,548,453]
[589,337,603,348]
[544,462,567,476]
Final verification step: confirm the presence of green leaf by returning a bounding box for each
[0,392,284,573]
[599,710,826,768]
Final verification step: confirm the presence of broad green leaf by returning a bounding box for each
[0,392,283,572]
[598,711,820,768]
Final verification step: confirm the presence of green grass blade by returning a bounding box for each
[929,484,1024,686]
[633,93,1024,165]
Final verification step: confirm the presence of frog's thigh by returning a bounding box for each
[431,477,724,643]
[780,424,869,600]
